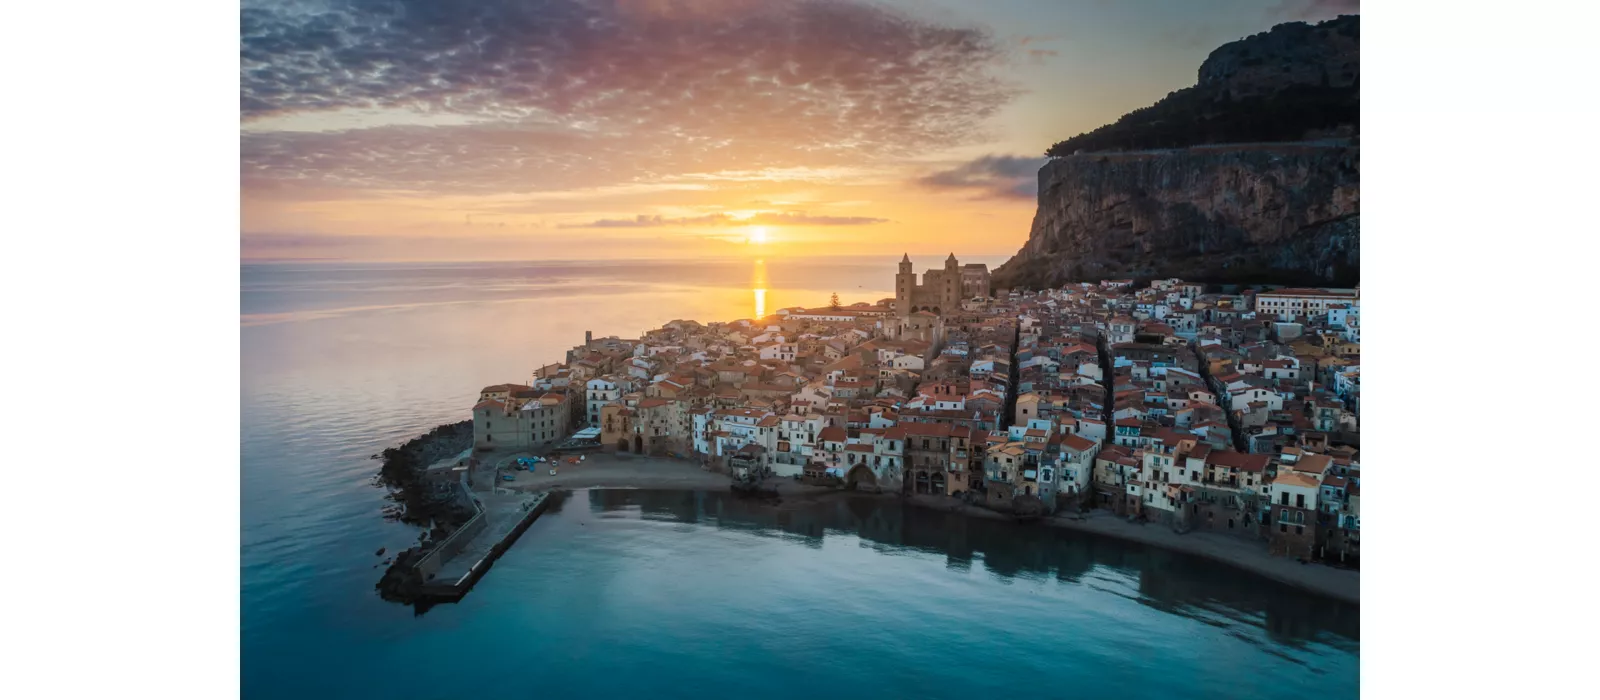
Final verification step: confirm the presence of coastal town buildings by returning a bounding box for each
[468,263,1359,567]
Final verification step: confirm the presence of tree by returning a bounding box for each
[829,292,841,310]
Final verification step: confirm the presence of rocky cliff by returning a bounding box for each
[993,143,1358,289]
[997,15,1359,289]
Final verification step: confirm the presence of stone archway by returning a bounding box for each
[633,435,644,453]
[931,306,941,315]
[931,472,946,494]
[845,464,877,491]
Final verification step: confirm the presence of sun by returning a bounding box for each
[748,226,768,245]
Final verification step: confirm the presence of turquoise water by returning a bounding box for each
[241,259,1357,699]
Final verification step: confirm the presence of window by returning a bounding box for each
[1280,492,1289,506]
[1280,523,1287,533]
[1296,494,1306,509]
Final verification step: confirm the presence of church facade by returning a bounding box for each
[894,253,989,317]
[890,253,990,343]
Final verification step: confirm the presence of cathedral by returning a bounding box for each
[894,253,990,317]
[890,253,990,343]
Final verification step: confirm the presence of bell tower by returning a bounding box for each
[943,253,960,312]
[896,253,915,317]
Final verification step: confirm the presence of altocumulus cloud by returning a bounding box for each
[915,154,1046,200]
[559,211,889,229]
[240,0,1019,196]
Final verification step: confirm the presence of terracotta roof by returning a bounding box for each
[1061,433,1097,452]
[898,422,954,437]
[1272,472,1321,490]
[1295,453,1333,475]
[817,426,847,443]
[1205,450,1270,473]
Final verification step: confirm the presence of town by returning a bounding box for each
[469,256,1361,566]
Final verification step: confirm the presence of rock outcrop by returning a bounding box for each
[994,142,1358,289]
[998,15,1359,290]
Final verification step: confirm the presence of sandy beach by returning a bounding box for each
[477,451,1358,604]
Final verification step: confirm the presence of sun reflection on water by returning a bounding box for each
[752,258,768,320]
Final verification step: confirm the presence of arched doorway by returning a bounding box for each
[845,464,877,491]
[915,471,930,494]
[633,435,644,453]
[930,472,946,494]
[931,306,940,315]
[617,438,630,452]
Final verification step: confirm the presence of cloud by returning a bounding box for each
[558,211,889,228]
[1015,34,1061,47]
[240,229,728,260]
[240,0,1020,196]
[914,154,1045,200]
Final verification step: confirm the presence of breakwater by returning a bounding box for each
[373,420,474,527]
[376,491,553,607]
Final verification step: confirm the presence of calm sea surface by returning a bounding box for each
[240,258,1358,699]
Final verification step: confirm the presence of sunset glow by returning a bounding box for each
[238,0,1359,262]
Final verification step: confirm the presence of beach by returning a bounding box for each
[476,451,1359,604]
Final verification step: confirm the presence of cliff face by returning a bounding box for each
[1004,15,1359,289]
[993,143,1358,289]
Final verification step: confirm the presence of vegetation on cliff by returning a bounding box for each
[1044,83,1356,157]
[1044,16,1358,157]
[997,15,1360,291]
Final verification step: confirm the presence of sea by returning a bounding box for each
[240,257,1359,699]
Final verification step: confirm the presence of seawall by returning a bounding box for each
[377,491,553,606]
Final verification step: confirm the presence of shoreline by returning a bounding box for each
[478,452,1358,605]
[895,492,1359,604]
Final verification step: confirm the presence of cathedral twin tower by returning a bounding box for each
[894,253,990,319]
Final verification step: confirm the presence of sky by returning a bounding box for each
[240,0,1359,262]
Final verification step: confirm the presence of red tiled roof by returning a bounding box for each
[1205,450,1271,473]
[898,422,954,437]
[1061,434,1097,452]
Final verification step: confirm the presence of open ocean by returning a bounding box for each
[240,257,1358,699]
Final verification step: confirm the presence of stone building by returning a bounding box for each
[472,386,575,452]
[901,421,954,495]
[1267,471,1321,558]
